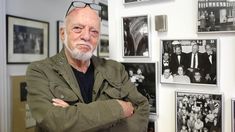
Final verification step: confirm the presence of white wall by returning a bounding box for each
[3,0,235,131]
[108,0,235,132]
[0,0,8,131]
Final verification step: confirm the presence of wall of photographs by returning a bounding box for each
[1,0,235,132]
[108,0,235,132]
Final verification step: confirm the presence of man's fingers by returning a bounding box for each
[52,98,69,108]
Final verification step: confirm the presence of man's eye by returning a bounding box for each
[72,26,83,32]
[90,30,99,37]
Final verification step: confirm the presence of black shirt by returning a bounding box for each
[71,63,94,104]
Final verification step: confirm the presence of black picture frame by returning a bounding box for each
[97,35,109,58]
[160,39,218,86]
[232,98,235,132]
[197,0,235,33]
[57,20,64,53]
[6,15,49,64]
[121,62,156,114]
[122,15,150,58]
[175,91,223,132]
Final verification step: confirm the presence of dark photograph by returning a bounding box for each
[148,121,155,132]
[98,36,109,57]
[161,39,218,86]
[122,62,156,114]
[14,25,44,54]
[232,99,235,132]
[198,0,235,33]
[123,15,149,57]
[176,91,223,132]
[99,2,108,21]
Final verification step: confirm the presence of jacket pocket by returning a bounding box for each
[104,88,128,100]
[49,82,78,103]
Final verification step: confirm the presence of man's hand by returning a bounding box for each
[52,98,69,108]
[116,100,134,118]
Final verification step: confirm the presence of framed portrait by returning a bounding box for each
[57,20,64,53]
[122,15,150,58]
[6,15,49,64]
[160,39,218,86]
[97,35,109,58]
[11,75,36,132]
[197,0,235,33]
[175,91,223,132]
[232,98,235,132]
[121,62,156,114]
[123,0,151,4]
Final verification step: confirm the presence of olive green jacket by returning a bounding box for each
[26,50,149,132]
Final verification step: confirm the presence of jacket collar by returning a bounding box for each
[51,49,107,102]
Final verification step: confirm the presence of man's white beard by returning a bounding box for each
[64,33,94,61]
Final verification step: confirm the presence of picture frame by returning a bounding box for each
[122,15,150,58]
[123,0,151,4]
[121,62,156,114]
[232,98,235,132]
[160,39,218,86]
[148,121,155,132]
[57,20,64,53]
[175,91,223,132]
[97,35,109,58]
[11,75,36,132]
[99,1,108,21]
[197,0,235,33]
[6,15,49,64]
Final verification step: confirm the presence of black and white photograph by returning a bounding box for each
[57,20,64,53]
[98,35,109,57]
[121,62,156,114]
[176,91,223,132]
[122,15,150,57]
[232,99,235,132]
[160,39,218,86]
[124,0,150,4]
[148,121,155,132]
[7,15,49,64]
[198,0,235,33]
[99,2,108,21]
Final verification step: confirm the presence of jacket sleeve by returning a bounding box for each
[114,64,150,132]
[26,62,125,132]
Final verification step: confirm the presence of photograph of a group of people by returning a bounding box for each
[123,15,149,57]
[122,62,156,113]
[176,92,222,132]
[161,39,217,85]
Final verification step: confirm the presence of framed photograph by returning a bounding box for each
[197,0,235,33]
[6,15,49,64]
[99,2,108,21]
[232,98,235,132]
[11,75,36,132]
[175,91,223,132]
[148,121,155,132]
[160,39,218,86]
[57,20,64,53]
[121,62,156,114]
[122,15,150,58]
[97,35,109,58]
[123,0,151,4]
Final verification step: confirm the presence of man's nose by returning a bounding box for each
[80,28,91,41]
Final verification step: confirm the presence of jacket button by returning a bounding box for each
[60,95,64,99]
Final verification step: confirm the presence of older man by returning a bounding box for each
[26,1,149,131]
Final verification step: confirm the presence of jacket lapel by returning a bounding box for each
[51,50,84,103]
